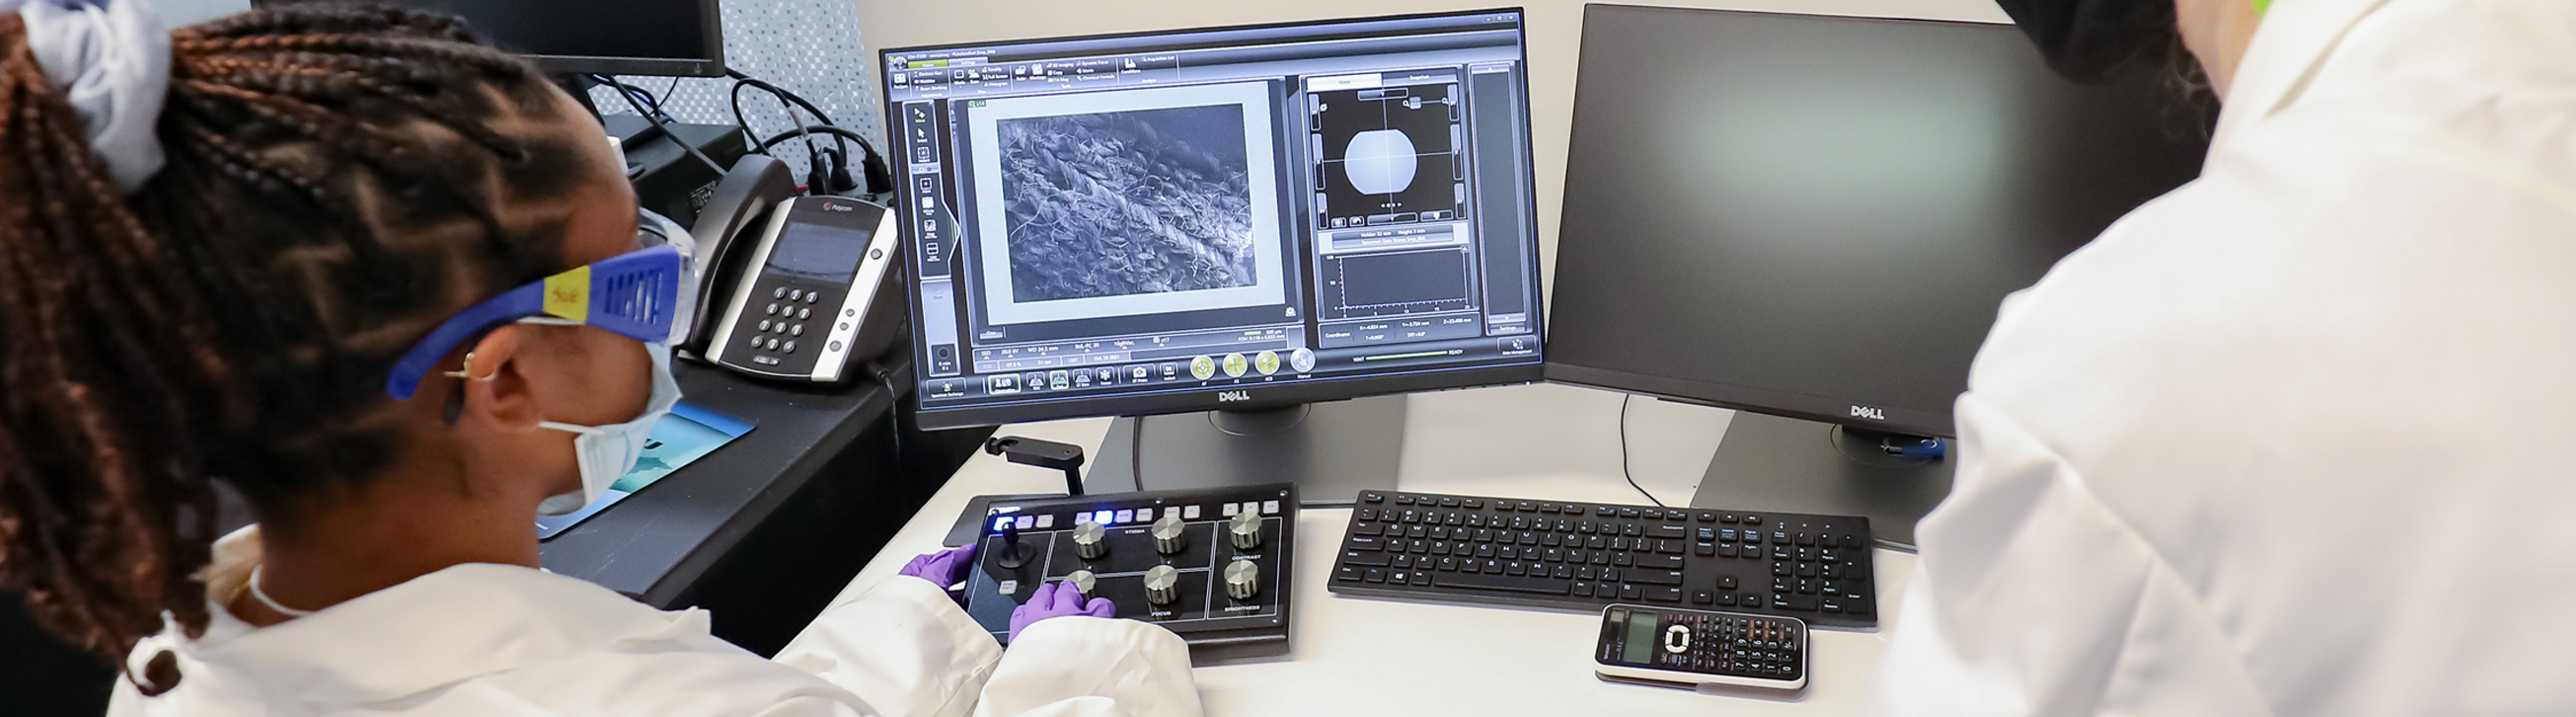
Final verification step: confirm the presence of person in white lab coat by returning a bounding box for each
[1861,0,2576,714]
[0,3,1199,715]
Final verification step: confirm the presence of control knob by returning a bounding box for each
[1072,519,1108,560]
[1224,559,1260,599]
[1142,564,1180,606]
[1228,510,1263,550]
[1063,570,1097,596]
[1152,513,1189,555]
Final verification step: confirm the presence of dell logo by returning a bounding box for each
[1218,390,1251,403]
[1850,405,1886,421]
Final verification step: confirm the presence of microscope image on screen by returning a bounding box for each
[964,82,1292,328]
[997,106,1257,302]
[1312,79,1466,229]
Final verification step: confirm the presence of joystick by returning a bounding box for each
[995,521,1033,569]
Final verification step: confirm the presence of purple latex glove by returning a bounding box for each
[1010,581,1116,641]
[898,543,976,590]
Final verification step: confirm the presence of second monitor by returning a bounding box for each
[885,10,1546,501]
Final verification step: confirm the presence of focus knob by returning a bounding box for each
[1228,510,1263,550]
[1224,558,1260,600]
[1152,513,1189,555]
[1143,564,1180,605]
[1063,570,1097,596]
[1072,519,1107,560]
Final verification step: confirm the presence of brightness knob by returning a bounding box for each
[1072,519,1107,560]
[1143,564,1180,605]
[1152,513,1189,555]
[1224,559,1260,600]
[1063,570,1097,596]
[1229,510,1263,550]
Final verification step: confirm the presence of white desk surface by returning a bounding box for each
[826,383,1916,715]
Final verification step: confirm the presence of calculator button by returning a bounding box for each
[797,307,812,320]
[787,289,802,301]
[772,287,787,299]
[804,292,819,304]
[783,341,796,354]
[791,324,804,337]
[765,302,779,316]
[758,319,772,332]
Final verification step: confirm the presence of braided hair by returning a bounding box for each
[0,3,599,679]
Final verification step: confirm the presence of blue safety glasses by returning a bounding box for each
[386,209,702,400]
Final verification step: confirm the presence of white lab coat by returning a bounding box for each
[1859,0,2576,715]
[107,527,1204,717]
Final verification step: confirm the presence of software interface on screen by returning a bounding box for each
[886,11,1543,420]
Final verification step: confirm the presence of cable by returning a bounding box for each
[657,76,682,107]
[724,70,891,195]
[605,73,725,177]
[1618,394,1667,508]
[866,360,908,475]
[755,125,893,195]
[593,74,675,123]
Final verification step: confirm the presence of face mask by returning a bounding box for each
[534,342,681,517]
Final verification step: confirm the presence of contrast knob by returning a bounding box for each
[1063,570,1097,596]
[1228,510,1263,550]
[1152,513,1189,555]
[1072,519,1108,560]
[1142,564,1180,605]
[1224,558,1260,599]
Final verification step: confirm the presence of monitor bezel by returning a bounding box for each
[882,8,1547,432]
[522,0,726,77]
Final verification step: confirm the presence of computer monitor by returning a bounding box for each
[1548,6,2210,544]
[883,10,1546,501]
[256,0,726,76]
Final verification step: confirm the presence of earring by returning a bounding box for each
[441,352,497,381]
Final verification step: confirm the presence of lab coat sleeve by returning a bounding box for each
[773,577,1006,717]
[969,616,1203,717]
[1856,395,2268,716]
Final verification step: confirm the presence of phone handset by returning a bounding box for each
[681,155,799,356]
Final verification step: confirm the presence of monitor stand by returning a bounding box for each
[1088,395,1406,507]
[1688,411,1954,550]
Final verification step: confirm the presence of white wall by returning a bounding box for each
[144,0,250,27]
[849,0,2011,281]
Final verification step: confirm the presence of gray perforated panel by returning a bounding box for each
[589,0,886,192]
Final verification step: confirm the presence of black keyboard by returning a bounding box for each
[1327,491,1879,629]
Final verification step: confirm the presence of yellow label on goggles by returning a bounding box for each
[543,265,591,322]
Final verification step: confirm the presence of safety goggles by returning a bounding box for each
[386,209,702,400]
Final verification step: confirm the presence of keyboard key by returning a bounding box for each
[1650,588,1684,602]
[1638,555,1685,570]
[1362,492,1386,504]
[1433,572,1570,597]
[1365,569,1386,583]
[1411,572,1432,587]
[1718,544,1738,558]
[1343,551,1390,567]
[1336,566,1361,582]
[1649,524,1688,539]
[1613,553,1632,567]
[1741,595,1763,608]
[1632,571,1685,586]
[1349,537,1383,551]
[1573,583,1593,598]
[1778,594,1817,611]
[1718,576,1737,590]
[1693,591,1714,605]
[1621,586,1643,600]
[1696,542,1716,557]
[1462,499,1482,509]
[1697,512,1717,522]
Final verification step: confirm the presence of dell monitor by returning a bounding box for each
[884,10,1546,501]
[1549,6,2211,545]
[257,0,727,77]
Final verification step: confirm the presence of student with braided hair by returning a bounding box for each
[0,2,1200,715]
